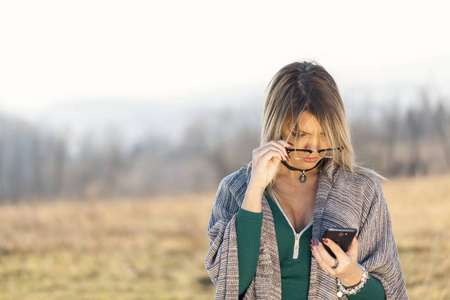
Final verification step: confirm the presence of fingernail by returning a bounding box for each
[288,142,294,146]
[314,239,319,246]
[322,238,328,244]
[310,245,313,251]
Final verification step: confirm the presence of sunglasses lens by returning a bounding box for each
[289,150,311,159]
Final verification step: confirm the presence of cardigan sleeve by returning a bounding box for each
[355,172,408,300]
[204,173,244,299]
[204,168,280,300]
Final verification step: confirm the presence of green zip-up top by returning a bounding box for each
[236,190,386,299]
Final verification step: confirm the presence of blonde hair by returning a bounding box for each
[261,61,356,184]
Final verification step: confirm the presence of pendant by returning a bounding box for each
[299,172,306,183]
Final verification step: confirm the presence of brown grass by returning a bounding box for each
[0,174,449,299]
[383,174,450,299]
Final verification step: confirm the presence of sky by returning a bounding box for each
[0,0,449,119]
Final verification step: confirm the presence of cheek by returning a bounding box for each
[320,137,330,148]
[291,138,307,148]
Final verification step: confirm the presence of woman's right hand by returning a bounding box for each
[241,140,292,213]
[249,140,292,192]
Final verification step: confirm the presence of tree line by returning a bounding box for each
[0,92,448,203]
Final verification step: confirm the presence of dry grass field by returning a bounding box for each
[0,174,449,300]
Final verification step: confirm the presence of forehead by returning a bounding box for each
[284,111,324,133]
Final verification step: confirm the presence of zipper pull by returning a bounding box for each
[293,233,300,259]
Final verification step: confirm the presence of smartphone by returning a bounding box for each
[321,228,357,258]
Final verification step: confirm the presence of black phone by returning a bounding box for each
[321,228,357,258]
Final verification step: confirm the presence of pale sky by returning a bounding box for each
[1,0,449,118]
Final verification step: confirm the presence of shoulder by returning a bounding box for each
[218,165,250,201]
[210,165,250,222]
[341,166,382,186]
[325,165,388,226]
[333,165,384,201]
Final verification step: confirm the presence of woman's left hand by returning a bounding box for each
[310,236,364,286]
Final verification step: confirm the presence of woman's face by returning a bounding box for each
[282,111,330,170]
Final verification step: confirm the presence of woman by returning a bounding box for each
[205,61,407,299]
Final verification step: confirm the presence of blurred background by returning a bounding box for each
[0,0,449,299]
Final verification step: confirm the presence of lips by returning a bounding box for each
[303,157,319,163]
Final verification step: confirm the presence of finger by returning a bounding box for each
[346,236,359,257]
[321,238,348,262]
[267,140,290,158]
[278,139,294,148]
[253,143,288,161]
[277,140,294,159]
[252,142,286,158]
[315,239,341,269]
[311,240,337,274]
[254,147,287,163]
[261,140,291,157]
[256,149,285,165]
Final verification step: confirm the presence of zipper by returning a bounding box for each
[271,192,312,259]
[293,233,301,259]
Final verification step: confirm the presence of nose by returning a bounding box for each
[307,135,320,152]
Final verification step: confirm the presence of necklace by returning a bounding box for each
[281,160,322,183]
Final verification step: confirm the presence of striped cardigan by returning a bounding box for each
[205,160,408,299]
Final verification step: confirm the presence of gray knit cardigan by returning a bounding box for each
[205,160,408,299]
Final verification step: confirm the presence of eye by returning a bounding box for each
[291,131,307,138]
